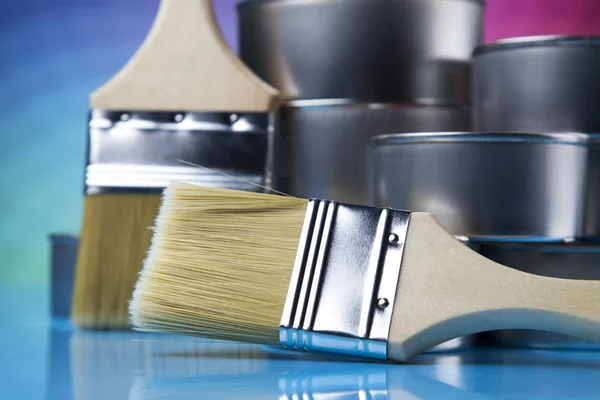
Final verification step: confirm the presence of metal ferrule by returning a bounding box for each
[280,200,411,360]
[86,109,270,194]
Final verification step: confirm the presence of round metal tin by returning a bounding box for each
[473,35,600,133]
[277,102,470,205]
[372,132,589,240]
[49,234,80,318]
[238,0,483,104]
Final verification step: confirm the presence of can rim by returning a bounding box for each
[237,0,485,11]
[478,241,600,254]
[48,234,80,244]
[284,99,471,110]
[474,35,600,56]
[372,131,590,146]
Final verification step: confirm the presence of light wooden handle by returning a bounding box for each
[91,0,279,111]
[388,213,600,362]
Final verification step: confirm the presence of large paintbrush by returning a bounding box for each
[131,183,600,362]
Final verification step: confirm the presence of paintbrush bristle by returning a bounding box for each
[72,194,161,329]
[130,183,308,345]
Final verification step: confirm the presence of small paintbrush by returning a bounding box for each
[131,183,600,362]
[72,0,279,329]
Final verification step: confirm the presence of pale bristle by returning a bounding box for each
[130,183,308,345]
[72,194,162,329]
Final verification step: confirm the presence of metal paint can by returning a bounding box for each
[585,135,600,236]
[372,132,589,240]
[277,102,470,204]
[473,36,600,132]
[50,234,79,318]
[238,0,483,104]
[477,241,600,349]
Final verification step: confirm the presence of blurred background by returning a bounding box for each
[1,0,600,287]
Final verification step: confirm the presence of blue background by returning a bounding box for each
[0,0,240,285]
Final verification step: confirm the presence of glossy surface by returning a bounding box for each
[87,110,269,194]
[3,286,600,399]
[472,36,600,133]
[372,132,588,240]
[280,201,411,360]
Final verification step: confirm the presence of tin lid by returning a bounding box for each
[587,133,600,143]
[479,241,600,254]
[372,132,590,146]
[48,234,80,244]
[474,35,600,56]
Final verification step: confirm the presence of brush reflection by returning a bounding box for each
[45,329,600,400]
[125,355,485,400]
[69,331,276,400]
[128,363,391,400]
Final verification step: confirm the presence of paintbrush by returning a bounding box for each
[130,183,600,362]
[72,0,279,329]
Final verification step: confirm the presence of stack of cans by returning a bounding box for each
[473,36,600,349]
[373,36,600,349]
[237,0,483,205]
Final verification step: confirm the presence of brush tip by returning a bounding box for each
[130,183,308,344]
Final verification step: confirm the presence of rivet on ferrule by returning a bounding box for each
[279,200,411,360]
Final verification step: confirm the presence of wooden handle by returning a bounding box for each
[388,213,600,362]
[91,0,279,112]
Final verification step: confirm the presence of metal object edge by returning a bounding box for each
[238,0,485,11]
[280,201,411,360]
[372,131,590,146]
[285,99,473,109]
[474,35,600,56]
[85,109,270,194]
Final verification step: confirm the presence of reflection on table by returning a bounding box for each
[43,324,600,400]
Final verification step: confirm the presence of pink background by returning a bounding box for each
[485,0,600,42]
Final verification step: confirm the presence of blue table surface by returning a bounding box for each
[2,286,600,400]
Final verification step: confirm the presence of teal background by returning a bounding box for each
[2,0,600,286]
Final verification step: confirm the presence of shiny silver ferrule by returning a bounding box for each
[280,200,411,360]
[85,110,271,194]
